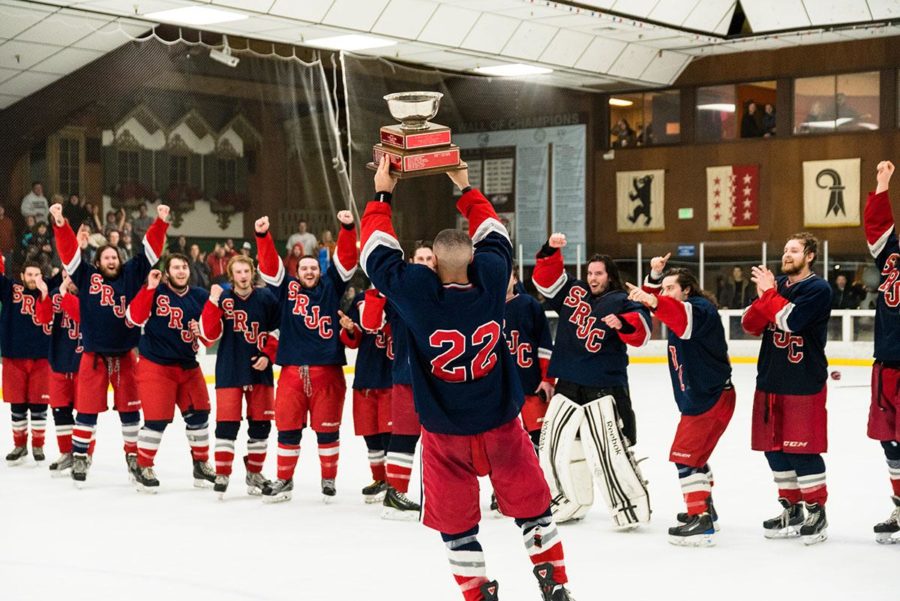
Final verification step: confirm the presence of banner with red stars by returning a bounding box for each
[706,164,759,231]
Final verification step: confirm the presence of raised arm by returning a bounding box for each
[198,284,225,342]
[125,269,161,328]
[360,158,407,298]
[331,210,358,284]
[254,216,286,288]
[866,160,896,263]
[532,233,568,306]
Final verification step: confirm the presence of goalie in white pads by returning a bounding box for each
[533,233,651,528]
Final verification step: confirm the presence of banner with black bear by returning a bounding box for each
[616,169,665,232]
[802,158,860,227]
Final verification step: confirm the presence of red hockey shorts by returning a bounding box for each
[2,358,50,405]
[136,358,210,422]
[868,362,900,441]
[751,386,827,454]
[669,387,736,467]
[421,418,551,535]
[391,383,421,436]
[216,386,275,422]
[76,351,140,414]
[520,394,549,433]
[49,371,78,409]
[275,365,346,433]
[352,388,393,436]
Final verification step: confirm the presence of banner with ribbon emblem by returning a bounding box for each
[802,158,860,227]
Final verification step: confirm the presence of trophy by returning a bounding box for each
[367,91,465,178]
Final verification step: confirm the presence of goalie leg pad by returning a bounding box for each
[539,394,594,522]
[580,395,651,528]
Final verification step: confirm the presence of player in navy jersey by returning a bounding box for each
[198,255,280,499]
[1,258,55,465]
[362,158,572,601]
[629,253,735,546]
[339,288,394,503]
[863,160,900,543]
[742,232,832,544]
[254,209,358,503]
[125,255,213,492]
[48,201,169,486]
[34,270,85,475]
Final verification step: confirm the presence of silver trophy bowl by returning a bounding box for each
[384,91,443,131]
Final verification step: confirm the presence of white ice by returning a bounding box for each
[0,363,895,601]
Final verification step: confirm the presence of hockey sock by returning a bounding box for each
[119,411,141,456]
[441,527,489,601]
[214,421,240,476]
[676,462,711,515]
[386,434,418,493]
[183,410,210,462]
[29,404,48,448]
[316,430,340,480]
[364,434,387,481]
[787,453,827,506]
[138,421,168,468]
[53,407,74,454]
[246,420,270,474]
[10,403,28,447]
[765,451,802,504]
[72,413,98,456]
[702,464,715,488]
[276,429,302,481]
[516,509,567,584]
[881,441,900,496]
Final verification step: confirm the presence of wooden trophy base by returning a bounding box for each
[366,160,468,179]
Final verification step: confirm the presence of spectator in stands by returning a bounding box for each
[102,208,125,237]
[831,273,861,309]
[341,285,357,314]
[120,231,135,261]
[27,221,53,263]
[741,101,763,138]
[286,219,317,255]
[717,265,753,309]
[131,202,154,241]
[317,229,335,272]
[62,194,89,229]
[19,215,36,250]
[223,238,238,258]
[240,241,251,257]
[612,118,636,148]
[284,242,303,277]
[188,243,210,289]
[762,103,776,137]
[171,235,189,256]
[0,206,15,260]
[206,243,229,284]
[106,229,128,263]
[21,181,49,223]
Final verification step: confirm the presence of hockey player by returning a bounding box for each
[863,160,900,543]
[742,232,832,545]
[255,210,358,503]
[338,288,394,503]
[532,232,651,526]
[627,254,735,546]
[1,258,54,465]
[361,157,572,601]
[198,255,279,499]
[48,201,169,486]
[125,257,214,492]
[34,270,84,475]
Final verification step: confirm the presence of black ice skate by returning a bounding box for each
[125,453,140,483]
[381,486,420,521]
[874,495,900,544]
[677,497,719,531]
[361,480,387,504]
[32,446,45,462]
[322,478,337,503]
[763,497,804,539]
[480,580,500,601]
[134,466,160,493]
[49,452,73,477]
[490,493,504,518]
[533,563,575,601]
[192,460,216,488]
[71,453,89,488]
[261,478,293,503]
[244,456,270,496]
[6,446,28,466]
[799,503,828,545]
[214,475,229,499]
[668,512,716,547]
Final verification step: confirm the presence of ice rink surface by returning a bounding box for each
[0,363,895,601]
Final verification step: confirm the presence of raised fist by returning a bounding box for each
[650,252,671,277]
[447,166,470,191]
[147,269,163,290]
[877,160,895,193]
[76,226,90,250]
[49,203,64,226]
[374,156,398,194]
[209,284,224,301]
[336,210,354,226]
[60,270,72,297]
[157,204,170,222]
[255,216,269,235]
[34,274,48,298]
[548,233,567,249]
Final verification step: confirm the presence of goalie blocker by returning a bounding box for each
[539,393,650,527]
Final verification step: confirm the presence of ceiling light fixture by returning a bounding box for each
[697,103,736,112]
[609,98,634,107]
[303,34,397,51]
[144,6,248,26]
[473,64,553,77]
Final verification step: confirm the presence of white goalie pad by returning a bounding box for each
[579,395,651,528]
[539,394,594,522]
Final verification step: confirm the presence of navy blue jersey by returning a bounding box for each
[742,274,831,395]
[864,190,900,362]
[256,225,357,367]
[0,272,52,359]
[127,284,208,369]
[504,292,553,395]
[46,290,83,374]
[346,291,393,390]
[386,303,412,386]
[361,189,523,436]
[199,287,280,388]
